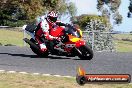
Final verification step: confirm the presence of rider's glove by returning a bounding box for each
[48,35,61,41]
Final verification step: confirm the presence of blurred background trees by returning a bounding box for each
[128,0,132,17]
[97,0,122,25]
[0,0,76,27]
[0,0,131,27]
[71,14,111,31]
[71,0,123,31]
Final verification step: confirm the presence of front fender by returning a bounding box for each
[75,40,86,48]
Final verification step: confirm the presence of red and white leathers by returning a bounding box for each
[35,16,63,52]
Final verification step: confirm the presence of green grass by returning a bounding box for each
[113,34,132,52]
[113,34,132,40]
[0,73,132,88]
[0,29,24,46]
[114,40,132,52]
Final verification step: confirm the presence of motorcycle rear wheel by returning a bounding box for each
[78,45,93,60]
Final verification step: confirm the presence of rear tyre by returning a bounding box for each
[30,38,49,57]
[78,45,93,60]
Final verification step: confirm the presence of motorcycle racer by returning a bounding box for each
[35,11,66,52]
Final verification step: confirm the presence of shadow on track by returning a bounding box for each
[73,58,88,60]
[0,53,71,60]
[0,53,37,58]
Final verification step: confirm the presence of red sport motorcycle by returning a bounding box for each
[23,24,93,60]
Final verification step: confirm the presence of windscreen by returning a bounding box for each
[64,25,81,38]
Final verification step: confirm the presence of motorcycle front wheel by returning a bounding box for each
[78,45,93,60]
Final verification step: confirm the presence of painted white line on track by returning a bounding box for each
[0,69,74,78]
[42,74,51,76]
[0,70,5,73]
[33,73,40,75]
[7,71,16,73]
[19,72,28,74]
[53,75,61,77]
[62,76,73,78]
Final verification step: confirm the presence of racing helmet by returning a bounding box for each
[47,11,58,23]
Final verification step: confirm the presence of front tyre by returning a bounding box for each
[78,45,93,60]
[30,38,49,57]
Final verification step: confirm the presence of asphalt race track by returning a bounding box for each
[0,46,132,77]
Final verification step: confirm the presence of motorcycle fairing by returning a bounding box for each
[50,26,64,37]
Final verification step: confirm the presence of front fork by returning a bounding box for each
[72,40,86,56]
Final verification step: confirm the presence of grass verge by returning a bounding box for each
[0,73,132,88]
[114,40,132,52]
[0,29,24,46]
[113,34,132,40]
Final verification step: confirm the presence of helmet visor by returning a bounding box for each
[49,16,57,22]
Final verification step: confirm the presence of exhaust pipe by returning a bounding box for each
[23,38,39,50]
